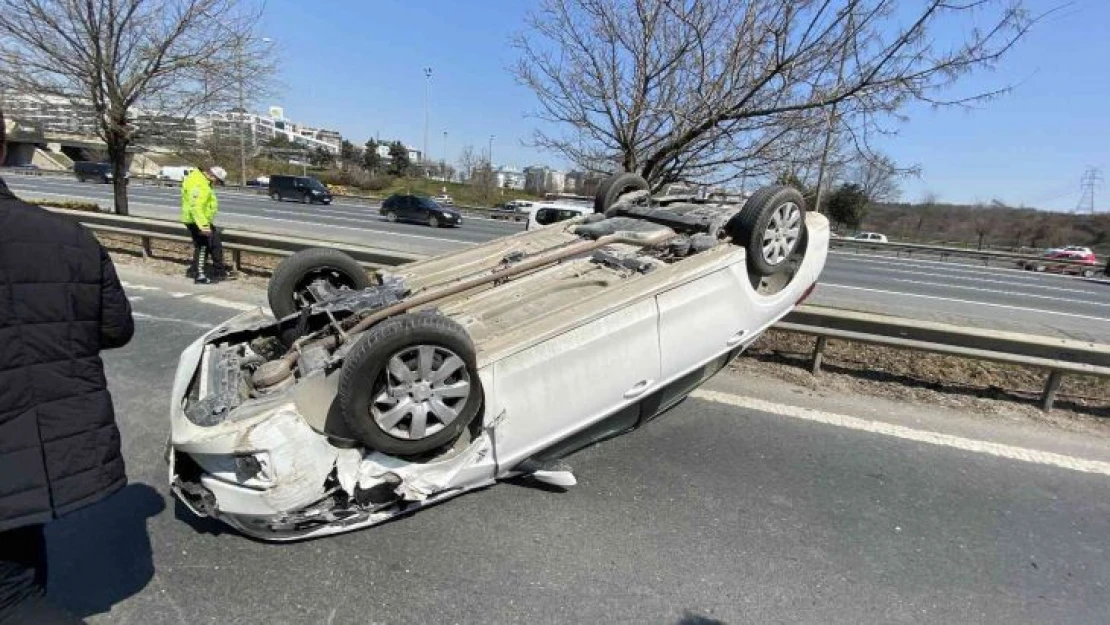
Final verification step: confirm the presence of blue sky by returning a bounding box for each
[259,0,1107,212]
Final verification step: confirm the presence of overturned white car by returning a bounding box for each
[168,174,829,540]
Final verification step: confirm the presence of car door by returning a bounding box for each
[489,297,662,467]
[655,261,757,383]
[400,196,419,221]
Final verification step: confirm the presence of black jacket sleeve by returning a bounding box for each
[99,245,134,349]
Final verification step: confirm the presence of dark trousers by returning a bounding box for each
[0,525,84,624]
[185,223,225,276]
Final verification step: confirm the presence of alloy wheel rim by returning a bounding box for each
[370,345,471,440]
[761,202,801,266]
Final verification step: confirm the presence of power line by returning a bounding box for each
[1077,167,1102,214]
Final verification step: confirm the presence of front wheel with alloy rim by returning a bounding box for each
[729,185,807,276]
[267,247,372,319]
[428,214,441,228]
[338,313,482,456]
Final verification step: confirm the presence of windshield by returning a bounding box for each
[306,178,327,191]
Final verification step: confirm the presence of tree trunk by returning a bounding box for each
[977,232,984,250]
[107,138,129,216]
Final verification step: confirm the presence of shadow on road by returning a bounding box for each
[677,611,727,624]
[45,483,164,618]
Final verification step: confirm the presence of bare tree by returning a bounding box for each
[0,0,273,215]
[458,144,479,183]
[514,0,1038,189]
[850,152,909,203]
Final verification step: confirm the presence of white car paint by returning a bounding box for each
[169,212,830,540]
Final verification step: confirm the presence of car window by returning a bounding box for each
[415,197,441,210]
[535,208,560,225]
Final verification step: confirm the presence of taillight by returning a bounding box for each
[796,282,817,305]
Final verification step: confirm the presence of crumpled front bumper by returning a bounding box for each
[166,310,496,541]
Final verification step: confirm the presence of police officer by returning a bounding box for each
[181,166,231,284]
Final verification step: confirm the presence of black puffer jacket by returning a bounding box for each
[0,179,134,532]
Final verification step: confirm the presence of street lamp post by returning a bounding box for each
[423,67,432,174]
[486,134,495,199]
[442,130,448,182]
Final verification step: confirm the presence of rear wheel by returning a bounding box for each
[338,313,482,456]
[729,185,807,276]
[385,210,398,223]
[267,248,372,319]
[270,192,281,201]
[594,172,650,213]
[1082,268,1095,278]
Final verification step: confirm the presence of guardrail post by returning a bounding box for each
[1041,370,1064,412]
[810,336,828,375]
[141,235,152,258]
[233,249,243,272]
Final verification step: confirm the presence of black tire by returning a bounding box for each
[1082,268,1095,278]
[301,193,310,204]
[729,185,807,277]
[267,248,372,319]
[338,313,482,456]
[593,172,649,213]
[428,214,441,228]
[385,210,398,223]
[271,192,281,201]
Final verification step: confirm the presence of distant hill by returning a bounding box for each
[849,201,1110,255]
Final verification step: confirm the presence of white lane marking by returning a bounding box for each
[881,276,1110,309]
[830,253,1097,291]
[819,283,1110,323]
[132,312,214,331]
[195,296,260,312]
[128,296,143,302]
[692,390,1110,476]
[121,282,162,292]
[170,292,191,298]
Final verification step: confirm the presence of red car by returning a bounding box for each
[1019,247,1100,277]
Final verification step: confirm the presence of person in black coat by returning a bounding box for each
[0,108,135,624]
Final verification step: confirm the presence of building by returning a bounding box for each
[196,107,343,155]
[0,93,198,146]
[524,165,569,194]
[373,142,422,164]
[495,166,526,190]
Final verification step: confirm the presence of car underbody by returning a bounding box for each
[169,179,830,540]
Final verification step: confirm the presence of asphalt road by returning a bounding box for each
[3,175,523,256]
[813,251,1110,342]
[48,266,1110,625]
[6,174,1110,340]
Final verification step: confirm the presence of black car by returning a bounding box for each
[380,194,462,228]
[74,161,114,183]
[268,175,333,204]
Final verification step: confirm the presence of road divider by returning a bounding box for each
[49,207,1110,412]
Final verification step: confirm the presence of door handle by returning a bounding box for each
[624,379,653,399]
[726,330,747,346]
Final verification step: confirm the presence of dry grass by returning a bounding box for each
[734,330,1110,427]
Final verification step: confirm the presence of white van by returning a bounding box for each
[158,165,195,182]
[525,202,593,231]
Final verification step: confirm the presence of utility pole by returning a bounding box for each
[423,67,432,174]
[1078,167,1102,213]
[813,9,853,213]
[442,130,448,182]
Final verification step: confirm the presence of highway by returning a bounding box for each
[6,174,1110,341]
[53,266,1110,624]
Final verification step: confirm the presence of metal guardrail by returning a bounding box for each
[781,306,1110,411]
[831,237,1106,275]
[41,207,1110,411]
